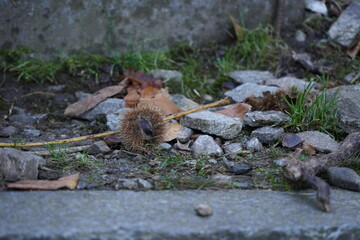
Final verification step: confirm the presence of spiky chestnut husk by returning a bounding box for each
[120,106,166,152]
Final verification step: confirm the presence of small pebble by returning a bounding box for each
[195,204,213,217]
[208,159,218,165]
[231,164,252,175]
[0,126,17,137]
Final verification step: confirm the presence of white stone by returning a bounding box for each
[191,135,223,156]
[224,83,279,103]
[328,0,360,47]
[296,131,339,153]
[228,70,275,84]
[180,110,242,139]
[305,0,328,15]
[244,111,290,127]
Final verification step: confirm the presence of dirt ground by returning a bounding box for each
[0,16,358,191]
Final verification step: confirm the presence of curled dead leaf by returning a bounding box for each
[175,140,192,151]
[163,122,183,142]
[216,103,251,120]
[64,79,128,116]
[5,172,80,190]
[138,89,181,115]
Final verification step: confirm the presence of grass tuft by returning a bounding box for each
[283,81,342,137]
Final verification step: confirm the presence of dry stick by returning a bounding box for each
[284,132,360,212]
[0,97,232,148]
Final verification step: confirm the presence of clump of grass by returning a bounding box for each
[0,47,62,84]
[283,81,341,136]
[48,145,103,172]
[64,53,112,82]
[10,59,62,83]
[216,25,284,75]
[114,48,171,73]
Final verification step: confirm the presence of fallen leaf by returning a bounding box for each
[64,79,128,116]
[175,140,192,151]
[163,122,183,142]
[347,41,360,59]
[122,69,163,89]
[227,13,244,41]
[139,89,181,115]
[282,133,303,148]
[302,143,316,155]
[124,88,140,108]
[6,173,80,190]
[216,103,251,120]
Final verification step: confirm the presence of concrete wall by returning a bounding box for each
[0,0,304,58]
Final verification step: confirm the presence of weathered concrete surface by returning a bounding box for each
[0,0,304,58]
[1,189,360,240]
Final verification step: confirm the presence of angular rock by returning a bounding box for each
[0,148,44,181]
[180,110,242,139]
[327,0,360,47]
[0,126,17,137]
[295,29,306,42]
[159,143,172,150]
[151,69,183,82]
[228,70,275,84]
[211,173,232,184]
[243,110,290,127]
[9,112,42,126]
[137,179,154,189]
[343,72,356,83]
[250,127,284,144]
[230,164,252,175]
[106,108,130,131]
[224,83,279,103]
[327,167,360,192]
[176,127,193,143]
[115,178,138,190]
[245,137,264,152]
[273,158,287,167]
[88,141,112,155]
[282,133,303,148]
[222,157,252,175]
[327,84,360,133]
[264,76,313,91]
[305,0,327,15]
[223,142,243,157]
[208,159,218,165]
[23,128,41,137]
[191,135,223,156]
[171,94,200,111]
[296,131,339,153]
[79,98,125,121]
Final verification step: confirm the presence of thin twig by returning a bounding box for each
[0,97,232,148]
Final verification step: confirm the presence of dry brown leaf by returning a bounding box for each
[6,172,80,190]
[302,143,316,155]
[64,79,128,116]
[163,122,183,142]
[216,103,251,120]
[347,41,360,58]
[139,89,181,115]
[227,13,244,41]
[124,88,140,108]
[123,69,163,89]
[175,140,192,151]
